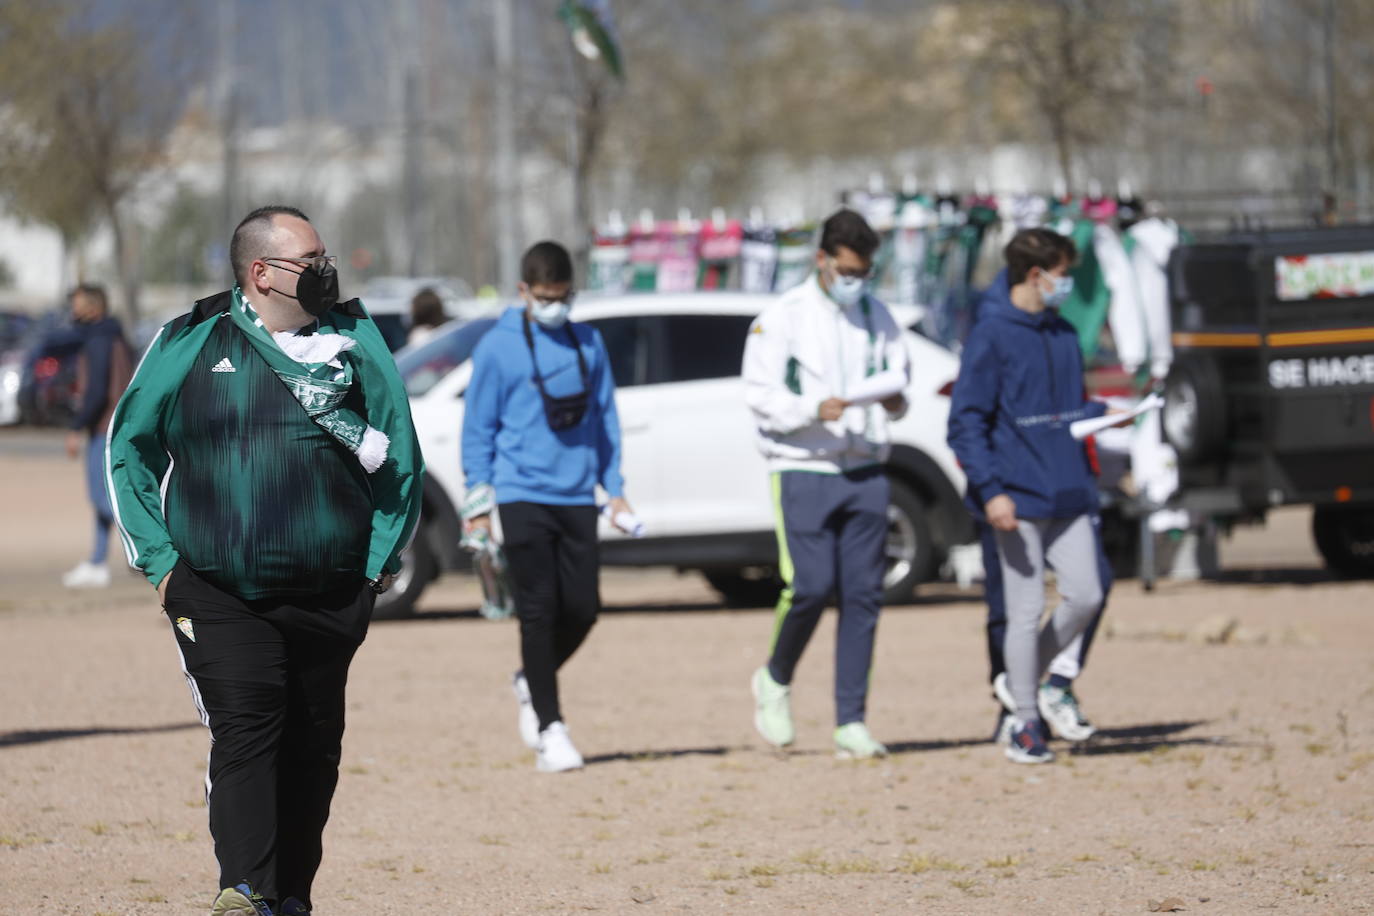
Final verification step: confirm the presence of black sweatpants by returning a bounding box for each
[164,560,373,908]
[498,502,600,731]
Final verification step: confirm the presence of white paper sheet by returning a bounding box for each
[1069,392,1163,441]
[843,370,908,406]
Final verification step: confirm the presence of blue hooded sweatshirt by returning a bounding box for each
[947,270,1105,520]
[462,306,624,506]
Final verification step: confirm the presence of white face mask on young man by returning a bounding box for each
[824,258,870,307]
[1039,271,1075,309]
[530,300,571,329]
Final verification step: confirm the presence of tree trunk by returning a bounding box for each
[104,195,140,323]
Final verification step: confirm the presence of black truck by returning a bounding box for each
[1162,225,1374,575]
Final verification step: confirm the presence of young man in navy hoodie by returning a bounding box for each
[947,228,1114,764]
[462,241,631,773]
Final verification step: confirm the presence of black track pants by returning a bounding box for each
[498,502,600,730]
[164,560,373,908]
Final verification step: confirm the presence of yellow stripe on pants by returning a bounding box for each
[769,471,795,653]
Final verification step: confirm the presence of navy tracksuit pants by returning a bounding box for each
[979,514,1113,685]
[766,467,888,727]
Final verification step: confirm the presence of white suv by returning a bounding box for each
[380,292,970,617]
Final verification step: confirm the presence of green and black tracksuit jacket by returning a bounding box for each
[105,290,423,599]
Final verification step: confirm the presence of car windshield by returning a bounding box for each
[395,318,497,396]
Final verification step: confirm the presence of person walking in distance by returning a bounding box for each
[50,284,134,588]
[947,227,1120,764]
[461,240,632,773]
[741,208,911,760]
[105,205,423,915]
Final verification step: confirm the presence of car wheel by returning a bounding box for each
[884,477,933,604]
[1163,355,1226,465]
[1312,504,1374,577]
[372,525,438,620]
[702,567,782,609]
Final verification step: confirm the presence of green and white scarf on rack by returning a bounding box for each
[229,289,390,472]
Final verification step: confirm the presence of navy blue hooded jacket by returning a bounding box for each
[947,270,1105,520]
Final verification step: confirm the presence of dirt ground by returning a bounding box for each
[2,428,1372,915]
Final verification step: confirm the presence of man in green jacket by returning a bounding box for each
[105,205,423,916]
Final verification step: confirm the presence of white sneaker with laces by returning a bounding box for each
[62,561,111,589]
[992,672,1016,715]
[1038,684,1097,742]
[511,672,539,750]
[536,721,584,773]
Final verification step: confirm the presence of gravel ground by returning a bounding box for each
[2,428,1372,914]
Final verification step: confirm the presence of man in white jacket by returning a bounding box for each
[742,209,911,759]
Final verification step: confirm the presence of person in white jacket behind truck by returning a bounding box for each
[741,208,911,760]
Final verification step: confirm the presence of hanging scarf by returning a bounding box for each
[229,289,390,473]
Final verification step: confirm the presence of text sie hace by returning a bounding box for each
[1269,355,1374,389]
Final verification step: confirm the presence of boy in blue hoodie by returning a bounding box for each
[462,241,631,773]
[948,228,1114,764]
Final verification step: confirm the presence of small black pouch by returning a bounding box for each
[523,315,590,430]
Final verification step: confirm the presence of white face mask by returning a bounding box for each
[826,272,867,307]
[530,300,571,328]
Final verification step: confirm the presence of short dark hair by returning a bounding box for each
[69,284,108,312]
[230,205,310,287]
[1004,228,1076,285]
[520,240,574,287]
[410,287,445,328]
[818,208,881,261]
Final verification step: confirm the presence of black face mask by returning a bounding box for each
[271,261,340,317]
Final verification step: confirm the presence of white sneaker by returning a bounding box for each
[511,672,539,750]
[61,561,111,589]
[991,672,1016,715]
[1038,684,1097,742]
[536,721,584,773]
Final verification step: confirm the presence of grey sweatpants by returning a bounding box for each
[994,515,1104,722]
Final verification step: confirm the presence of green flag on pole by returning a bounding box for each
[558,0,624,80]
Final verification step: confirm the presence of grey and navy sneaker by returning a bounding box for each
[278,898,311,915]
[211,884,273,916]
[1004,717,1055,764]
[1038,684,1097,742]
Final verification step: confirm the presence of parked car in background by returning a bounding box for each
[377,292,971,618]
[12,310,83,428]
[361,276,478,351]
[0,311,34,426]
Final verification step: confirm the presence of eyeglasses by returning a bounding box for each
[826,257,875,281]
[527,290,576,306]
[263,255,337,272]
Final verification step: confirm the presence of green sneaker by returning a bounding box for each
[211,884,273,916]
[834,722,887,760]
[751,666,794,747]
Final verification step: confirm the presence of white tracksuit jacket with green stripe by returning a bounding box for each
[742,274,911,475]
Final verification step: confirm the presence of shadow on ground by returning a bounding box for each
[0,721,202,749]
[1206,567,1341,586]
[583,745,744,766]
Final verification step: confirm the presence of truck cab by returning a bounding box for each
[1162,226,1374,574]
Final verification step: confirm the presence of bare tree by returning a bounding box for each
[956,0,1148,189]
[0,0,187,318]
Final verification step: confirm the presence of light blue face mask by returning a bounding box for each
[1041,272,1074,309]
[531,300,571,328]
